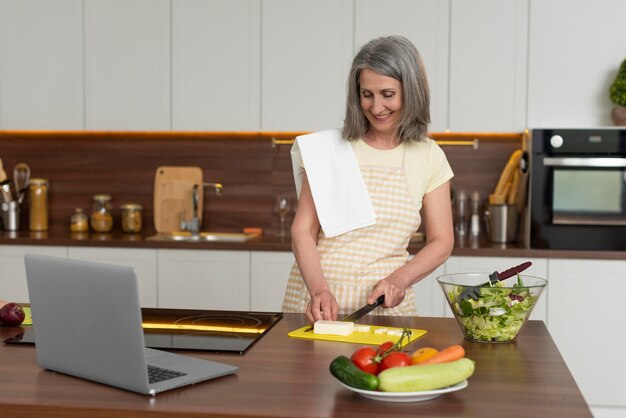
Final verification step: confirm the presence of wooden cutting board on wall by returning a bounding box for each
[153,166,203,233]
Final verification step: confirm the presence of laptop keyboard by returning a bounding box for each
[148,365,187,384]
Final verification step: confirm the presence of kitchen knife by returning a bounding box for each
[461,261,532,301]
[489,261,532,284]
[303,295,385,332]
[341,295,385,323]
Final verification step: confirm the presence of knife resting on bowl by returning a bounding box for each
[460,261,532,301]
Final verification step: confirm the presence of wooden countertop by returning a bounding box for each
[2,226,626,260]
[0,314,591,418]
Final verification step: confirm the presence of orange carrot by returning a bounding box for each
[419,344,465,365]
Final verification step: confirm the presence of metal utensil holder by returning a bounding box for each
[1,200,20,231]
[0,179,21,231]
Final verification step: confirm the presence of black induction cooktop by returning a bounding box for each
[4,308,283,355]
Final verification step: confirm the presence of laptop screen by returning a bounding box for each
[6,308,282,354]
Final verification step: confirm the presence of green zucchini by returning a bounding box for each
[377,357,475,392]
[329,356,379,391]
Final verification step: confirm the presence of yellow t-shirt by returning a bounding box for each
[351,138,454,213]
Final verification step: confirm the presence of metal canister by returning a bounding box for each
[29,178,49,231]
[2,201,20,231]
[121,203,142,234]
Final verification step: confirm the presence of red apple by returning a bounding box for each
[0,303,25,327]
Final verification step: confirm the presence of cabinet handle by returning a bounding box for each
[271,137,479,149]
[437,139,479,150]
[271,138,295,148]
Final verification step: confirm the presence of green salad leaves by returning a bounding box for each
[449,275,538,342]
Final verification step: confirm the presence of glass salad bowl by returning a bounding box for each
[437,273,547,343]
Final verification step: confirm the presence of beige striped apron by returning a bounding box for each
[282,155,420,316]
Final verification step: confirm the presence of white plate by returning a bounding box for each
[338,380,468,402]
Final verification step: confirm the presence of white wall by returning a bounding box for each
[0,0,624,132]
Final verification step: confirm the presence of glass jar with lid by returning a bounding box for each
[121,203,142,234]
[90,194,113,233]
[29,178,49,231]
[70,208,89,233]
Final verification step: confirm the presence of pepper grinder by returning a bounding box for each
[470,191,481,237]
[455,191,468,237]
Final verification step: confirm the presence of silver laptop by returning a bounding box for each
[24,254,239,395]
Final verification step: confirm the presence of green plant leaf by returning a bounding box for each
[610,58,626,106]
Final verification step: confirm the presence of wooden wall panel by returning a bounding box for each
[0,131,523,237]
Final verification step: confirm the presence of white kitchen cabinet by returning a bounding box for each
[445,256,548,322]
[67,247,158,308]
[250,251,294,312]
[157,249,250,310]
[547,258,626,410]
[261,0,353,131]
[2,3,626,132]
[171,0,261,131]
[448,0,528,132]
[83,0,171,130]
[0,245,68,303]
[412,264,447,317]
[527,0,625,127]
[354,0,450,132]
[0,0,83,129]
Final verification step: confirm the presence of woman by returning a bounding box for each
[282,36,454,323]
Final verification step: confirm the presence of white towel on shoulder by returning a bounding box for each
[291,129,376,238]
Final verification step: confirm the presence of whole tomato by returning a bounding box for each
[377,341,394,355]
[350,346,380,375]
[379,351,411,372]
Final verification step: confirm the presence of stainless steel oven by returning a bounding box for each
[529,128,626,250]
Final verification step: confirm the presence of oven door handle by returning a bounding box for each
[543,157,626,168]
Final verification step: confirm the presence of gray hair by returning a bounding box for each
[342,36,431,143]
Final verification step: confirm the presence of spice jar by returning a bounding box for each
[121,203,142,234]
[454,190,468,237]
[29,178,49,231]
[90,194,113,233]
[70,208,89,233]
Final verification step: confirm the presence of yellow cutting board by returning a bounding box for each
[288,325,426,347]
[153,166,203,233]
[21,307,33,326]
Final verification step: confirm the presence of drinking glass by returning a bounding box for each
[275,195,291,236]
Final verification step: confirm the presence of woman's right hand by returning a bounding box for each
[305,289,339,323]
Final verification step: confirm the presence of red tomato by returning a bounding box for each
[377,341,394,355]
[379,351,411,371]
[350,346,380,375]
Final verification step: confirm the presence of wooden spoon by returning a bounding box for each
[0,158,7,182]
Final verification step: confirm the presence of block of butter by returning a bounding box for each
[313,320,354,336]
